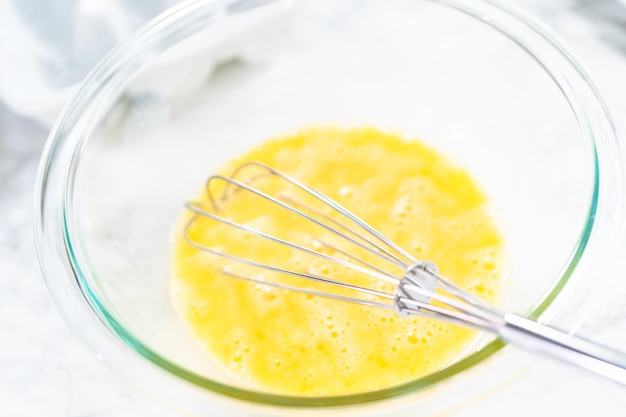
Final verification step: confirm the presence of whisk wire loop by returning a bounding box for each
[182,161,626,386]
[185,201,394,284]
[202,175,400,283]
[220,161,418,264]
[184,163,502,330]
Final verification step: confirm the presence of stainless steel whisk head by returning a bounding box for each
[183,161,626,385]
[184,161,501,331]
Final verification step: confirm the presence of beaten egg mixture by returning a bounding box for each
[171,127,504,395]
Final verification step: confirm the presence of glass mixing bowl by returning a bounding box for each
[34,0,625,415]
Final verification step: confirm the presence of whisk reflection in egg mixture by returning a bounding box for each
[183,161,626,385]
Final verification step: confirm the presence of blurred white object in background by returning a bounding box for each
[0,0,181,125]
[0,0,292,126]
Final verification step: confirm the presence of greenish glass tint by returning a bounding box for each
[527,145,599,321]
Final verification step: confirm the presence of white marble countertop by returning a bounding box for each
[2,1,626,416]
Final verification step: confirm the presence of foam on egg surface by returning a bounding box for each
[171,127,504,395]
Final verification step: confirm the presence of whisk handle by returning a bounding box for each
[501,314,626,385]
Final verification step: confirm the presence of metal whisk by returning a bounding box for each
[184,161,626,385]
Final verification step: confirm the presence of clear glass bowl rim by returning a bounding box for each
[33,0,624,410]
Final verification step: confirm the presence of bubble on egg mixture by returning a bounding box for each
[171,127,504,395]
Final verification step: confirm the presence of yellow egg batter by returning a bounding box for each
[171,127,504,396]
